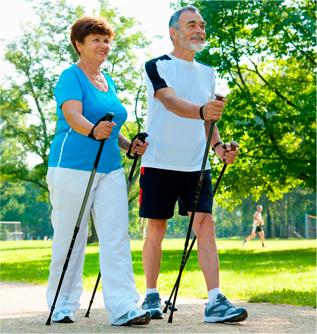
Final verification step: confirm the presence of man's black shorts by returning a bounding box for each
[139,167,213,219]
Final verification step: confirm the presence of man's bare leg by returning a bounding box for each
[142,219,167,288]
[142,219,166,319]
[258,230,265,247]
[192,213,219,290]
[191,213,247,323]
[245,232,256,242]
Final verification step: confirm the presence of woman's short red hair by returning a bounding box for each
[70,16,115,55]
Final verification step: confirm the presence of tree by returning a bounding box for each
[0,181,52,239]
[0,0,150,238]
[178,0,316,206]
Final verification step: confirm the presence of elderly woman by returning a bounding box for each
[46,16,150,326]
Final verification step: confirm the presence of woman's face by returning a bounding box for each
[76,33,112,64]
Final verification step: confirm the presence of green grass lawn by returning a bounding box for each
[0,238,316,307]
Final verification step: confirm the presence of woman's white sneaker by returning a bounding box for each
[112,309,151,326]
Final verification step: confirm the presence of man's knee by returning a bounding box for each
[193,213,214,231]
[145,219,166,241]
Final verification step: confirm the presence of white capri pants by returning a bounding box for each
[46,167,139,323]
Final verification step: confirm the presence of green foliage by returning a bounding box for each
[179,0,316,206]
[1,239,315,307]
[1,0,316,240]
[1,0,149,187]
[214,186,316,238]
[0,0,150,238]
[0,182,52,239]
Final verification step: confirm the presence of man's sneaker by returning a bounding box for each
[52,309,74,323]
[142,293,163,319]
[112,309,151,326]
[204,294,248,323]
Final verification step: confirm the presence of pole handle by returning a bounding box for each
[215,93,225,101]
[137,132,148,143]
[230,140,239,151]
[98,112,115,124]
[126,132,148,159]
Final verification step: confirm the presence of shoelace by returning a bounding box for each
[218,296,235,308]
[146,298,161,308]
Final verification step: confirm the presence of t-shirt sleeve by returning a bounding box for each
[145,58,172,93]
[54,68,83,109]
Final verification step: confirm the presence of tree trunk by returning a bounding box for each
[266,208,272,238]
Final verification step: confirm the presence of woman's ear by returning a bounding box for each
[75,40,82,54]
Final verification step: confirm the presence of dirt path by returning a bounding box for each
[0,283,315,333]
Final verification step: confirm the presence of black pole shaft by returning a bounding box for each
[85,132,148,318]
[163,163,228,313]
[85,272,101,317]
[46,140,105,325]
[165,142,239,320]
[84,155,139,318]
[167,121,216,323]
[127,157,139,192]
[46,113,113,325]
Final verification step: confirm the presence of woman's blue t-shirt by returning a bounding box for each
[48,64,127,173]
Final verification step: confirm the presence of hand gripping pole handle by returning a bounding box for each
[97,112,115,125]
[92,113,114,169]
[127,132,148,189]
[126,132,149,159]
[229,140,239,151]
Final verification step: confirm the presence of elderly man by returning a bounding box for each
[139,6,247,323]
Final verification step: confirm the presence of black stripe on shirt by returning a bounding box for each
[145,55,172,92]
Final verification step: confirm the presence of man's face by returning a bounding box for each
[171,11,206,52]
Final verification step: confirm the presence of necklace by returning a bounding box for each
[87,72,108,92]
[78,63,108,92]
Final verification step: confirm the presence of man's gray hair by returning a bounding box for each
[256,205,263,209]
[169,6,199,30]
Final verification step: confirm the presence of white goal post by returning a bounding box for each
[304,214,317,238]
[0,221,24,241]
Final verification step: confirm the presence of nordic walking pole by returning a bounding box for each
[163,141,239,314]
[84,132,148,318]
[46,112,114,325]
[126,132,149,192]
[166,94,225,323]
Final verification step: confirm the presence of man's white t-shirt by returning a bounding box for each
[141,54,215,172]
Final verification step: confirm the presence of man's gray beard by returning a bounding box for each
[190,42,205,52]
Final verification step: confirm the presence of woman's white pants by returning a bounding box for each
[46,167,139,323]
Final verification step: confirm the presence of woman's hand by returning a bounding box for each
[131,138,148,156]
[92,121,116,140]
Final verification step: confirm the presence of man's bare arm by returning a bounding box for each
[155,87,224,121]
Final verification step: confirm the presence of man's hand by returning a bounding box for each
[202,99,226,121]
[215,142,239,164]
